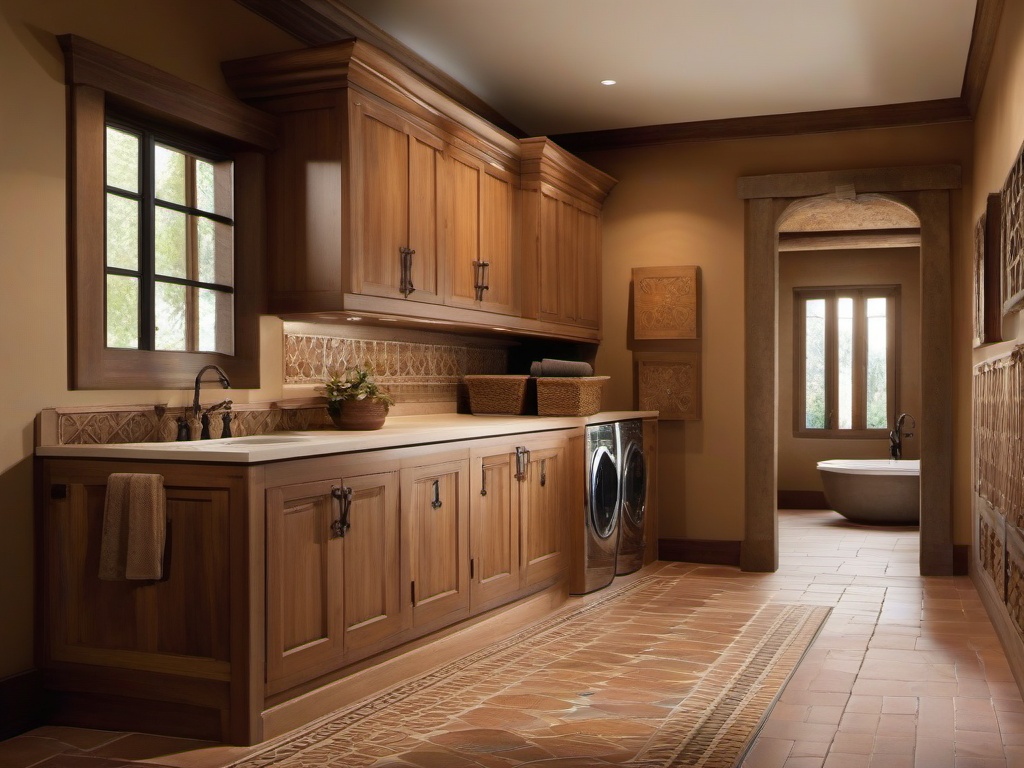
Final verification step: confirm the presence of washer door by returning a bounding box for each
[590,445,619,539]
[621,442,646,527]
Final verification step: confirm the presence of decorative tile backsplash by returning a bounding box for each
[284,332,508,403]
[38,330,511,445]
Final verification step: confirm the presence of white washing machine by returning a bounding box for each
[573,422,621,594]
[615,419,646,575]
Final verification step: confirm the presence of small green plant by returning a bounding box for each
[320,365,394,409]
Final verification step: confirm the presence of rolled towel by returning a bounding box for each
[99,473,166,581]
[530,358,594,377]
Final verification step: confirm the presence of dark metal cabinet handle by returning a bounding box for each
[540,458,547,488]
[330,485,353,537]
[480,465,488,496]
[472,259,490,301]
[431,479,443,509]
[400,247,416,297]
[514,446,527,482]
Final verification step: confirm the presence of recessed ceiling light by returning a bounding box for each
[600,79,617,86]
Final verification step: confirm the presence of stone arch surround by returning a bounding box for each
[737,166,961,576]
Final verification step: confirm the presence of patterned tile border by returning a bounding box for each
[228,575,830,768]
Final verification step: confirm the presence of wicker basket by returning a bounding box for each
[464,375,531,415]
[535,376,609,416]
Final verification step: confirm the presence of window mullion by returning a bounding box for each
[140,132,156,351]
[825,291,837,431]
[852,292,867,429]
[186,156,198,352]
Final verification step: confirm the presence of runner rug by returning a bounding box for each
[234,574,830,768]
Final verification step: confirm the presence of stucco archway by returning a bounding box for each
[737,166,961,576]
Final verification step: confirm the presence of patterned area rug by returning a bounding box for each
[234,574,830,768]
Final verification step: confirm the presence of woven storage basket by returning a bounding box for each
[464,375,531,415]
[536,376,609,416]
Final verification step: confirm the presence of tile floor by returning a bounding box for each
[2,509,1020,768]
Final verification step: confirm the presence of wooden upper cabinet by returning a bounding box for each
[351,96,444,304]
[222,40,524,326]
[443,148,519,316]
[521,138,616,335]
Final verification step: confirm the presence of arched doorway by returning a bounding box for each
[738,165,960,576]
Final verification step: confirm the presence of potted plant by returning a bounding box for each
[320,366,395,430]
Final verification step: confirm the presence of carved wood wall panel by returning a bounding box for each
[632,266,700,339]
[636,353,701,420]
[974,346,1024,529]
[1002,147,1024,314]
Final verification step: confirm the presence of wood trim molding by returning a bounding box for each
[778,228,921,251]
[0,670,46,740]
[58,35,277,150]
[658,538,741,567]
[963,0,1006,115]
[738,165,962,200]
[552,99,971,153]
[232,0,523,137]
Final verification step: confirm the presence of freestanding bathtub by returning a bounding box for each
[816,459,920,525]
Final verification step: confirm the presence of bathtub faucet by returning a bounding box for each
[889,413,916,460]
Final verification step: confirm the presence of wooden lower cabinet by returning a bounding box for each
[643,418,659,565]
[265,469,403,695]
[403,457,471,629]
[37,429,579,745]
[469,434,570,612]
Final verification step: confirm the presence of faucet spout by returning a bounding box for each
[890,413,915,460]
[193,364,231,421]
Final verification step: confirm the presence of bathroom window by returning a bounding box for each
[61,35,275,389]
[795,286,899,437]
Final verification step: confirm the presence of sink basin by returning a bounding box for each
[219,435,310,445]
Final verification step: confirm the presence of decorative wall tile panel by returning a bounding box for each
[632,266,700,340]
[1002,146,1024,314]
[636,353,701,421]
[974,346,1024,528]
[979,506,1006,601]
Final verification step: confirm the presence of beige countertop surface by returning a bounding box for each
[36,411,657,464]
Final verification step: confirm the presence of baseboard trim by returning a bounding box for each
[659,538,742,567]
[777,490,828,509]
[0,669,46,739]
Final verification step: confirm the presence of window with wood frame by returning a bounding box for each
[794,286,899,437]
[60,35,276,389]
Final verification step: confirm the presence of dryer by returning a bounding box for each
[573,422,621,594]
[615,419,647,575]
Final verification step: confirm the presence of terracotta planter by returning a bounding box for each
[328,399,389,431]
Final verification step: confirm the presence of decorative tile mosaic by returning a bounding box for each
[230,574,829,768]
[284,333,507,404]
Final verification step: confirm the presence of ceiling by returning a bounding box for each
[237,0,1001,149]
[337,0,979,137]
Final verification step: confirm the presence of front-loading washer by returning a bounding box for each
[572,422,621,594]
[615,419,646,575]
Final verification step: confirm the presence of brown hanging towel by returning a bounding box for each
[98,473,167,581]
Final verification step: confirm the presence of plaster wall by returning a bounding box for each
[586,123,973,543]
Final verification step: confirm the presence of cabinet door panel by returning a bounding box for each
[445,154,481,307]
[266,480,344,690]
[536,192,562,320]
[408,134,442,299]
[523,445,567,588]
[342,471,406,655]
[478,169,517,314]
[356,107,409,297]
[404,461,470,627]
[46,480,231,673]
[575,207,601,329]
[557,198,578,324]
[470,451,520,610]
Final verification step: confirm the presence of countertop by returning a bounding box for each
[36,411,658,464]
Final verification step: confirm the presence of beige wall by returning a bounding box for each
[0,0,295,680]
[972,0,1024,358]
[777,248,922,493]
[586,123,974,542]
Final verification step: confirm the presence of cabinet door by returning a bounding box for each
[341,471,406,659]
[534,190,564,321]
[351,96,443,303]
[265,479,345,691]
[470,449,521,612]
[444,151,518,316]
[574,206,602,329]
[403,460,471,628]
[522,443,568,588]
